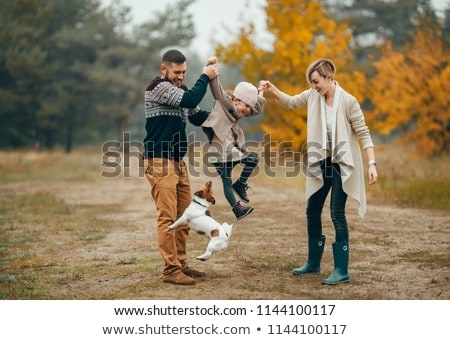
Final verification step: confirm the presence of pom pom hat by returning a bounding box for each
[233,82,258,107]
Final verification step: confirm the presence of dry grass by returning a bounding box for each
[0,146,448,300]
[369,143,450,210]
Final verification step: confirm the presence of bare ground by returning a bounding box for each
[2,169,448,300]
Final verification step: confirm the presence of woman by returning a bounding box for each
[261,58,378,284]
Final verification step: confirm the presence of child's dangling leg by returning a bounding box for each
[232,152,259,203]
[215,162,254,220]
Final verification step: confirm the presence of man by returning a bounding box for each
[143,49,218,285]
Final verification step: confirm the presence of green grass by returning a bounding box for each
[368,143,450,211]
[0,147,101,184]
[375,178,450,211]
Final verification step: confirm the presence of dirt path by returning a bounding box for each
[3,173,449,300]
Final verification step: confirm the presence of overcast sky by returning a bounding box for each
[101,0,449,59]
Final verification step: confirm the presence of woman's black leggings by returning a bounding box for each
[306,158,349,242]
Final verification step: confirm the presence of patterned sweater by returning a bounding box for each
[143,74,210,160]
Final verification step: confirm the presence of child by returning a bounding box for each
[202,57,266,220]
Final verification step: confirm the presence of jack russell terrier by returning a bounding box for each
[168,181,233,261]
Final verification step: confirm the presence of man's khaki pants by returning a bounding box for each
[144,158,191,277]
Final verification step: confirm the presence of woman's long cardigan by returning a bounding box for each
[278,82,374,217]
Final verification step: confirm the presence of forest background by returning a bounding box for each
[1,0,449,157]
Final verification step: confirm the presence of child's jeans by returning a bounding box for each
[214,152,259,207]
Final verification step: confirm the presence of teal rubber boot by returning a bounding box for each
[321,242,350,285]
[292,236,326,275]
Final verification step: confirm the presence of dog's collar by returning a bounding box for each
[192,198,208,208]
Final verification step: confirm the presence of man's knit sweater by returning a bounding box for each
[143,74,210,160]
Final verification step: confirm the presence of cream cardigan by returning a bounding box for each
[278,82,374,217]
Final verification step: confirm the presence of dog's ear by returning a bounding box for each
[194,190,204,198]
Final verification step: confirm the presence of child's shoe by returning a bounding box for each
[232,201,254,220]
[232,181,251,203]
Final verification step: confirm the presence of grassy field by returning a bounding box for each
[0,145,448,299]
[369,144,450,211]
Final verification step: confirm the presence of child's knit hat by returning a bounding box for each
[233,82,258,107]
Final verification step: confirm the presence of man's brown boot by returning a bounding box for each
[163,270,195,285]
[182,265,206,278]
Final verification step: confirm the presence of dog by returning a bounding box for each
[168,181,233,261]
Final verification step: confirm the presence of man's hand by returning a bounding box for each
[206,56,217,66]
[202,63,219,80]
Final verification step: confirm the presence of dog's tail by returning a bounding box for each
[222,223,233,237]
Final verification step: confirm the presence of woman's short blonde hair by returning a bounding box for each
[306,58,336,83]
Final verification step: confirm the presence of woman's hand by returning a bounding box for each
[258,80,281,99]
[368,164,378,185]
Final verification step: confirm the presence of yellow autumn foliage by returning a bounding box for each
[214,0,358,151]
[213,0,448,157]
[368,25,450,156]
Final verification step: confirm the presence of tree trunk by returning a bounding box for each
[118,116,128,152]
[65,121,73,154]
